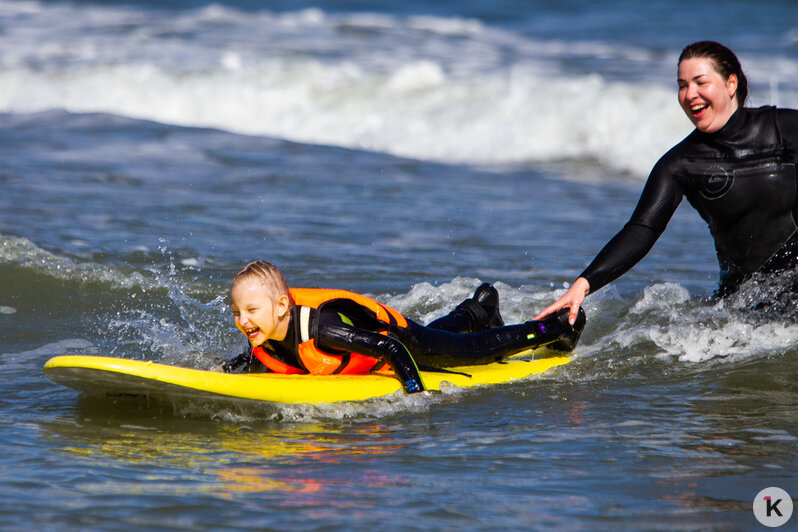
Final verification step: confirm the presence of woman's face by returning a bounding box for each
[677,57,738,133]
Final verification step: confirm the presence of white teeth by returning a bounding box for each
[691,104,707,112]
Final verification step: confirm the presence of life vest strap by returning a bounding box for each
[299,305,311,343]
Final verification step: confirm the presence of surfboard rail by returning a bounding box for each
[43,354,570,404]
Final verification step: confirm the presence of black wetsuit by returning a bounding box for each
[581,106,798,297]
[226,298,583,393]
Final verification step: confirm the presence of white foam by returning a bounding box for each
[0,57,691,178]
[630,283,691,315]
[600,282,798,364]
[380,277,541,325]
[4,3,795,178]
[652,319,798,363]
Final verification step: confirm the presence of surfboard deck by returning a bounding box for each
[43,353,570,405]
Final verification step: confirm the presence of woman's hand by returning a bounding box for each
[533,277,590,325]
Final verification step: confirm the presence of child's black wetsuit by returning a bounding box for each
[226,293,585,393]
[581,106,798,297]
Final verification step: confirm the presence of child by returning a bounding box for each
[224,260,586,394]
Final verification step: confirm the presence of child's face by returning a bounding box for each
[230,277,289,346]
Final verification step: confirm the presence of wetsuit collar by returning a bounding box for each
[263,306,301,362]
[703,106,746,142]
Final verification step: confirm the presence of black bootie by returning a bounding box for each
[472,283,505,329]
[428,283,505,333]
[528,307,586,352]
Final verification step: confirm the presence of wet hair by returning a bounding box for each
[679,41,748,107]
[232,260,292,303]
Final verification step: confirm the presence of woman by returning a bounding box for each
[536,41,798,324]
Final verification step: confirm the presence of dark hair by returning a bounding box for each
[679,41,748,107]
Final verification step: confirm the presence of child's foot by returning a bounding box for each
[427,283,505,333]
[471,283,505,329]
[454,283,505,331]
[530,307,586,352]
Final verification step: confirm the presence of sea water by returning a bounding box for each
[1,0,798,530]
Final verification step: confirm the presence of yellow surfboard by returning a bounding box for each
[43,354,569,405]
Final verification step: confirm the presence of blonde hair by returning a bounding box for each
[232,260,292,304]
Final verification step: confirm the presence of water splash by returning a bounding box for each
[581,281,798,365]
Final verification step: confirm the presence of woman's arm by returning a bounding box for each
[536,154,685,322]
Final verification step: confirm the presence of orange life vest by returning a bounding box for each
[252,288,408,375]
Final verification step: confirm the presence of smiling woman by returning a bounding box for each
[537,40,798,323]
[677,52,743,134]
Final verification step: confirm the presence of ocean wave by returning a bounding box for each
[2,3,795,177]
[0,60,691,176]
[5,232,796,369]
[0,235,150,288]
[584,282,798,365]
